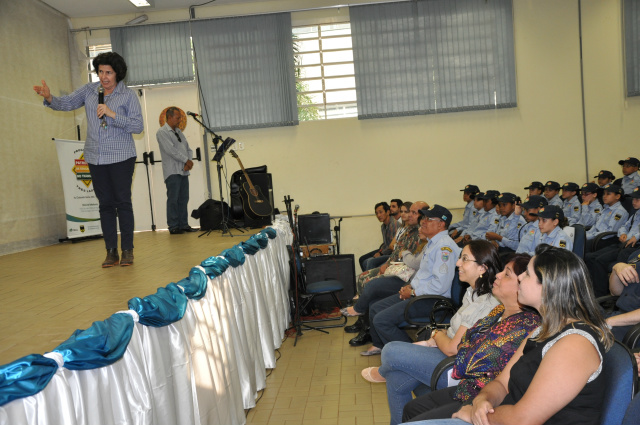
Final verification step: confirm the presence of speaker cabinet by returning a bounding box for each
[304,254,356,309]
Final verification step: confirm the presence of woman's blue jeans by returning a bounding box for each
[379,341,449,425]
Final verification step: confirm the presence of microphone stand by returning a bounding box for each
[188,114,242,237]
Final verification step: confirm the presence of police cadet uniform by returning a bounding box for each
[460,192,486,239]
[561,182,581,226]
[537,205,573,251]
[577,182,602,229]
[595,170,615,204]
[450,185,480,235]
[506,195,547,252]
[487,192,526,251]
[584,187,640,297]
[543,181,563,207]
[471,190,500,241]
[617,157,640,195]
[585,184,629,240]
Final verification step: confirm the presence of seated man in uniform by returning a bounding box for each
[595,170,615,204]
[615,157,640,195]
[456,190,499,246]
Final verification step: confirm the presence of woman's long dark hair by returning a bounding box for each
[532,244,613,350]
[466,240,502,297]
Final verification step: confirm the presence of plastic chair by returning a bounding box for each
[599,340,637,425]
[570,224,586,258]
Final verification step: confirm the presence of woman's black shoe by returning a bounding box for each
[349,330,372,346]
[344,316,365,333]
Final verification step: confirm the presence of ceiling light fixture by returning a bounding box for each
[125,14,149,25]
[128,0,154,7]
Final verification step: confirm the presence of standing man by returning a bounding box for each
[156,107,197,234]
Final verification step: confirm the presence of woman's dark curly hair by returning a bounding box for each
[465,239,502,298]
[92,52,128,82]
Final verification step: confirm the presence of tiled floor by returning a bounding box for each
[0,229,390,425]
[245,321,390,425]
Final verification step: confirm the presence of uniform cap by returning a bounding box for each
[538,205,564,221]
[618,157,640,167]
[594,170,615,180]
[524,181,544,190]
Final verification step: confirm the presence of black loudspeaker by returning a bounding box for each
[304,254,356,309]
[234,172,274,228]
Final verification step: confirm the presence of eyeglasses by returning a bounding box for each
[173,131,183,143]
[420,217,441,227]
[459,255,477,263]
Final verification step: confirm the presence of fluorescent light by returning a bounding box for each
[125,14,148,25]
[128,0,153,7]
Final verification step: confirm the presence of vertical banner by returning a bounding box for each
[54,139,102,239]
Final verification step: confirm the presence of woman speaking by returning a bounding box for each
[34,52,143,267]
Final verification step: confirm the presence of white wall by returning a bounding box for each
[2,0,639,260]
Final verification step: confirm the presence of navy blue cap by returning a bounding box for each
[460,185,480,194]
[497,192,518,203]
[479,190,500,200]
[521,195,548,210]
[595,170,615,180]
[603,184,624,196]
[538,205,564,221]
[524,181,544,190]
[581,182,599,194]
[562,182,580,192]
[618,157,640,167]
[544,181,561,191]
[420,204,452,227]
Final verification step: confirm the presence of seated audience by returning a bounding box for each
[359,202,399,272]
[615,157,640,195]
[346,205,432,347]
[585,184,628,245]
[397,255,540,424]
[560,182,581,225]
[577,182,602,229]
[457,191,499,245]
[605,250,640,341]
[450,185,481,239]
[542,181,563,207]
[524,181,544,197]
[485,193,525,254]
[585,187,640,297]
[358,205,461,355]
[423,245,613,425]
[347,202,427,335]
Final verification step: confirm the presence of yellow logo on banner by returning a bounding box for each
[72,153,92,188]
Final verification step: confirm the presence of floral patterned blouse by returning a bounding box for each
[452,304,541,402]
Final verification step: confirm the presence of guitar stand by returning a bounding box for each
[213,155,243,237]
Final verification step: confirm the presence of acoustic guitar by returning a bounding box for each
[229,150,273,218]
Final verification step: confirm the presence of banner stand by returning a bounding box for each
[54,138,103,240]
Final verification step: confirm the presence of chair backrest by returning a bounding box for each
[599,340,638,425]
[450,269,466,309]
[570,224,586,258]
[564,226,575,243]
[622,393,640,425]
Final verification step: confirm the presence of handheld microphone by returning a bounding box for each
[187,111,199,118]
[98,86,106,128]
